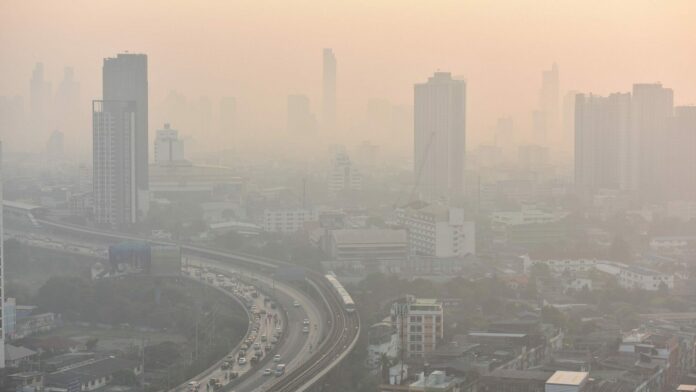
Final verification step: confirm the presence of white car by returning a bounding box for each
[238,357,246,365]
[303,318,310,325]
[273,354,281,362]
[263,368,272,376]
[302,326,309,334]
[293,301,300,307]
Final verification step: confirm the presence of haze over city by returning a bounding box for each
[2,0,695,157]
[2,2,696,392]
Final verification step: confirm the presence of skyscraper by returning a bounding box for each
[30,62,52,139]
[287,94,316,134]
[322,48,336,131]
[154,123,185,164]
[55,67,80,137]
[536,63,559,146]
[0,141,5,368]
[102,53,148,192]
[414,72,466,203]
[630,83,674,199]
[574,93,631,194]
[93,100,138,226]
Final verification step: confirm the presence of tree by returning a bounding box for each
[112,370,138,386]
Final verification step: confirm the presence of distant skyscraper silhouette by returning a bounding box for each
[287,94,316,134]
[92,100,138,226]
[574,93,631,194]
[55,67,80,137]
[535,63,559,146]
[102,53,148,192]
[322,48,336,131]
[630,83,673,199]
[0,141,5,368]
[414,72,466,203]
[30,62,52,139]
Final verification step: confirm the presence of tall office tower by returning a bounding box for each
[574,93,631,195]
[154,123,185,164]
[0,142,5,368]
[322,48,337,131]
[414,72,466,203]
[93,100,138,226]
[55,67,80,136]
[103,53,148,193]
[287,94,316,134]
[219,96,237,139]
[666,106,696,201]
[30,62,52,138]
[538,63,560,145]
[630,83,674,199]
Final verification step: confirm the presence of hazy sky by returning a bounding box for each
[1,0,695,150]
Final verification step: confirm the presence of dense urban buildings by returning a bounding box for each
[396,201,475,257]
[414,72,466,203]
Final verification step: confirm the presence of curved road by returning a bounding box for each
[8,218,360,392]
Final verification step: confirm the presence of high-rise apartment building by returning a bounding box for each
[322,48,337,131]
[574,93,631,194]
[0,142,5,368]
[102,53,148,192]
[537,63,560,145]
[630,83,674,199]
[154,123,185,164]
[414,72,466,203]
[30,62,52,139]
[92,100,138,226]
[391,296,443,359]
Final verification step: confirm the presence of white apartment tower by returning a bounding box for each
[414,72,466,203]
[154,123,185,164]
[93,100,138,226]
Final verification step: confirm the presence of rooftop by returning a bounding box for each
[546,370,589,386]
[332,229,407,245]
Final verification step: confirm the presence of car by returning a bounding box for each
[238,357,246,365]
[238,350,246,359]
[271,336,278,344]
[229,372,238,379]
[251,305,257,311]
[250,356,258,365]
[188,381,200,392]
[303,318,310,325]
[273,354,281,362]
[293,301,300,307]
[302,326,309,333]
[253,343,261,350]
[221,361,230,370]
[261,335,267,342]
[263,368,272,376]
[264,344,272,351]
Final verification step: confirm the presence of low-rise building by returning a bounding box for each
[396,202,475,258]
[617,265,674,291]
[329,229,408,262]
[391,296,443,359]
[263,208,318,233]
